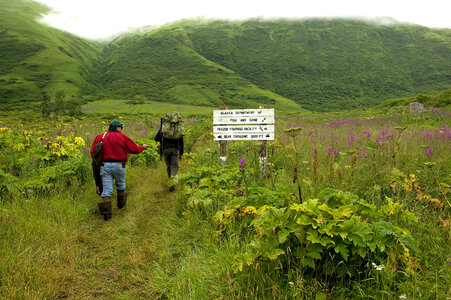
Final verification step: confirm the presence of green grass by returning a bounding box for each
[0,109,450,298]
[0,165,179,298]
[82,99,215,115]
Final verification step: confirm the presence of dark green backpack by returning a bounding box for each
[161,111,184,139]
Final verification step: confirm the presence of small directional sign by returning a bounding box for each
[213,116,275,125]
[213,108,274,118]
[213,108,275,125]
[214,132,275,141]
[213,125,274,134]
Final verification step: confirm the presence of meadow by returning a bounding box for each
[0,105,449,299]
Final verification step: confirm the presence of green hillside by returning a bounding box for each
[99,27,301,111]
[182,19,451,111]
[0,0,102,110]
[377,88,451,110]
[1,0,451,112]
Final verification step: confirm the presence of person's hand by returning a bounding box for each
[143,144,150,150]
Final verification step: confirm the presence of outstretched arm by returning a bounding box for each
[123,136,144,154]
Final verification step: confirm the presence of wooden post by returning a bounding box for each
[219,105,228,166]
[259,105,268,175]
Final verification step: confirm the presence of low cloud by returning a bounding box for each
[34,0,451,40]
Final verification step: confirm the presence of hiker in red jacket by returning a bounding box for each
[91,119,149,220]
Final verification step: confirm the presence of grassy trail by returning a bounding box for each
[1,136,220,299]
[0,165,177,299]
[64,165,175,299]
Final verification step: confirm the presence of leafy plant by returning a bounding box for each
[231,189,418,281]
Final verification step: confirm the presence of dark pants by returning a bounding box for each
[162,148,179,178]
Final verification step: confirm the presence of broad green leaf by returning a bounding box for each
[278,230,290,244]
[307,250,322,260]
[301,257,315,268]
[334,244,349,261]
[306,229,321,244]
[315,292,327,300]
[266,248,285,260]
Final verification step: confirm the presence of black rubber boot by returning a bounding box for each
[98,197,112,220]
[117,190,127,209]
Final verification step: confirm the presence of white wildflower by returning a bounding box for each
[371,262,385,271]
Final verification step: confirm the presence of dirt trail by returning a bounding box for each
[63,166,175,299]
[55,129,210,299]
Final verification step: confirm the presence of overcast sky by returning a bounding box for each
[34,0,451,40]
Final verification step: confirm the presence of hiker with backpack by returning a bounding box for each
[91,119,150,221]
[154,111,184,192]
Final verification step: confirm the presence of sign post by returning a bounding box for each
[258,105,268,175]
[218,106,228,166]
[213,107,275,170]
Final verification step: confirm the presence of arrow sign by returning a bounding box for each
[214,132,274,141]
[213,125,274,134]
[213,116,275,125]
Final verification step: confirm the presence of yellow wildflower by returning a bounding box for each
[429,198,444,210]
[74,137,85,146]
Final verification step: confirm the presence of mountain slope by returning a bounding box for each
[0,0,102,110]
[1,1,451,112]
[182,19,451,111]
[99,27,301,110]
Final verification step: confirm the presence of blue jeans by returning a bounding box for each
[100,162,126,197]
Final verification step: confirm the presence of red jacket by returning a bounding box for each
[90,130,144,162]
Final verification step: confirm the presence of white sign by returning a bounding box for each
[213,116,274,125]
[213,108,274,118]
[213,125,274,134]
[213,108,275,141]
[214,133,274,141]
[213,108,274,125]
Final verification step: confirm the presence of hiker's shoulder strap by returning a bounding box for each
[100,132,107,142]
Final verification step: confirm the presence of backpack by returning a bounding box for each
[91,132,107,195]
[161,111,184,139]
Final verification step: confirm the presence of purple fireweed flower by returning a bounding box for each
[31,156,35,164]
[424,147,433,158]
[333,149,339,156]
[376,136,384,145]
[327,146,332,156]
[83,146,87,155]
[381,130,386,136]
[239,156,246,172]
[309,133,316,144]
[347,134,354,148]
[9,165,13,172]
[360,150,368,159]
